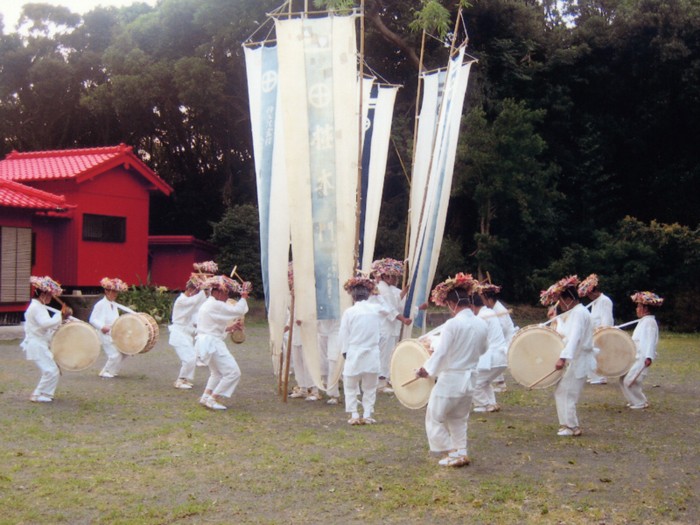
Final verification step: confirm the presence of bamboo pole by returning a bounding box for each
[281,291,295,402]
[354,0,366,273]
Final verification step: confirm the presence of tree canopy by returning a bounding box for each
[1,0,698,328]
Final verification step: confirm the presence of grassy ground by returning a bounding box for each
[0,322,698,524]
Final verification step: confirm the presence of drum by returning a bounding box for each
[111,313,159,355]
[508,325,564,389]
[230,328,246,344]
[593,326,636,377]
[390,338,435,409]
[50,320,101,371]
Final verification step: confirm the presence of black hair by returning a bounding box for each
[351,287,370,302]
[471,293,484,307]
[562,286,578,302]
[446,288,472,307]
[481,290,498,300]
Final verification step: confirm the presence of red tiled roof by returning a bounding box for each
[0,179,71,210]
[0,143,172,195]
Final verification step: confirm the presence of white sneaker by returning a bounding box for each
[473,406,488,413]
[326,397,339,405]
[199,394,211,406]
[99,371,115,379]
[289,386,307,399]
[205,397,227,410]
[30,394,53,403]
[589,378,608,385]
[362,417,377,425]
[174,379,193,390]
[629,403,649,410]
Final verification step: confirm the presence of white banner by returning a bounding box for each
[275,14,359,388]
[243,45,291,374]
[404,48,472,328]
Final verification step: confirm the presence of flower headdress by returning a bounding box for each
[343,275,377,295]
[371,258,404,278]
[539,284,559,306]
[430,272,476,306]
[477,282,502,295]
[30,275,63,296]
[193,260,218,274]
[630,291,664,307]
[186,272,207,290]
[202,275,240,294]
[577,273,599,297]
[100,277,128,292]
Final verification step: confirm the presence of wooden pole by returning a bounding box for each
[527,368,561,390]
[281,291,295,402]
[354,0,366,273]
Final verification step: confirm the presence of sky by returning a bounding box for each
[1,0,157,34]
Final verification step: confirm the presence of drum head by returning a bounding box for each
[51,321,101,371]
[508,325,564,389]
[390,339,435,409]
[593,326,636,377]
[111,313,150,355]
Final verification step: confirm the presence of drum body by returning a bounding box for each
[111,313,159,355]
[593,326,636,377]
[390,339,435,409]
[50,320,101,371]
[230,329,246,344]
[508,325,564,389]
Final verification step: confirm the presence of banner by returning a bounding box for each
[274,14,359,388]
[243,45,290,373]
[359,83,399,272]
[404,47,473,327]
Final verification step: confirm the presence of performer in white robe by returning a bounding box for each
[471,294,508,412]
[415,273,488,467]
[548,275,595,437]
[479,283,517,392]
[578,274,614,385]
[195,275,249,410]
[370,258,412,393]
[340,276,383,425]
[90,277,129,378]
[620,291,662,409]
[21,276,70,402]
[168,276,207,389]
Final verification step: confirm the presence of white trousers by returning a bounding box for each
[204,344,241,398]
[619,359,649,406]
[172,343,197,381]
[101,340,128,375]
[425,387,473,454]
[472,366,507,407]
[325,358,340,397]
[343,372,378,417]
[291,343,313,389]
[554,365,587,428]
[379,334,397,379]
[30,346,60,397]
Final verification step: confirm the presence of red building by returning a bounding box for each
[148,235,217,290]
[0,144,175,314]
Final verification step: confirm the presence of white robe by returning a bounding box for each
[554,303,594,429]
[423,309,488,454]
[168,290,206,381]
[21,299,62,397]
[195,296,248,398]
[90,295,126,375]
[620,315,658,406]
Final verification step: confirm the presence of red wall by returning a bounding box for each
[27,167,152,288]
[148,236,217,290]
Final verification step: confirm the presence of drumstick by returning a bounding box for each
[615,319,641,330]
[401,376,423,387]
[46,305,79,322]
[230,265,237,278]
[527,368,561,390]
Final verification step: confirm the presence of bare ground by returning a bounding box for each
[0,322,698,524]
